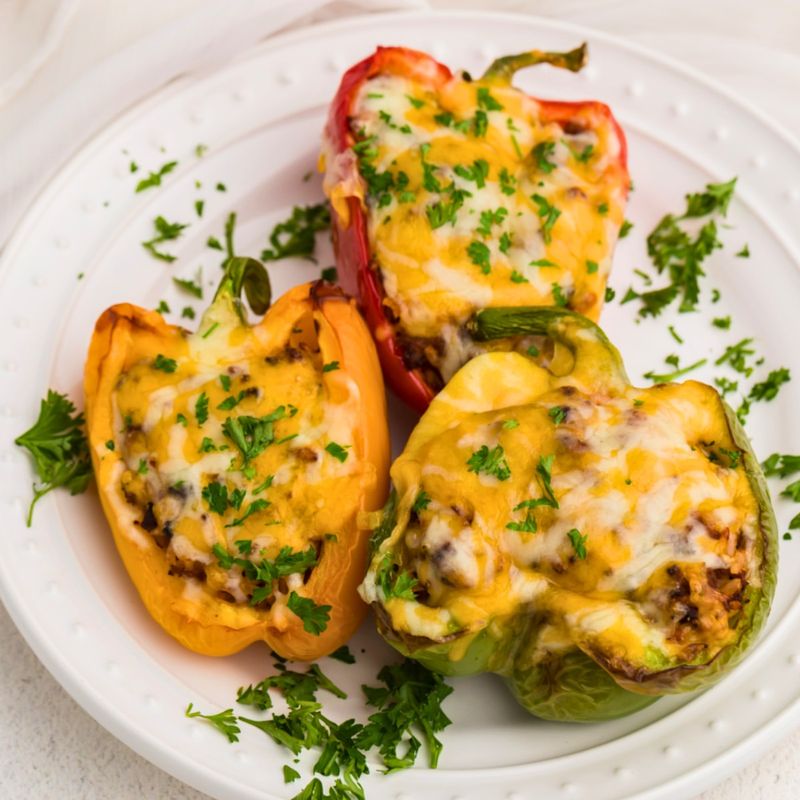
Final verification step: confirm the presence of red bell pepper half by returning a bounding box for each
[322,44,629,413]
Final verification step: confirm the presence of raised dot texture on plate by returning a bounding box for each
[626,80,644,96]
[614,767,632,780]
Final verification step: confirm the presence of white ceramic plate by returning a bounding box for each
[1,11,799,800]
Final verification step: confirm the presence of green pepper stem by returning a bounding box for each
[195,256,272,338]
[481,43,587,84]
[467,306,627,389]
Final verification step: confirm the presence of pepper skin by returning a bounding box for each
[322,45,629,412]
[360,307,776,721]
[85,259,389,660]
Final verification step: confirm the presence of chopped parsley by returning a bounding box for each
[551,283,568,307]
[715,338,756,377]
[737,244,750,258]
[202,481,229,514]
[619,219,634,238]
[567,528,588,559]
[472,109,489,137]
[453,158,489,188]
[467,240,491,274]
[194,199,204,218]
[329,645,356,664]
[467,444,511,481]
[14,390,92,526]
[155,300,170,314]
[261,204,330,262]
[142,215,187,262]
[761,454,800,479]
[153,354,177,373]
[531,194,561,244]
[668,325,683,344]
[748,368,790,402]
[322,361,340,373]
[321,266,338,283]
[644,357,707,383]
[406,94,425,109]
[712,316,731,329]
[536,454,559,508]
[510,270,528,283]
[376,551,418,601]
[476,207,507,237]
[499,167,517,196]
[181,306,195,320]
[476,86,503,111]
[287,591,331,635]
[223,407,289,465]
[226,499,270,528]
[135,160,177,192]
[283,765,300,784]
[195,392,209,425]
[173,275,203,299]
[633,178,736,316]
[548,406,567,424]
[502,418,519,430]
[586,259,599,274]
[184,704,239,742]
[325,441,350,462]
[532,141,556,174]
[412,490,431,514]
[137,458,149,475]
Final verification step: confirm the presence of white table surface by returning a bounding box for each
[1,1,799,798]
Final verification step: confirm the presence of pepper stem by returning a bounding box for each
[481,43,587,84]
[212,256,272,319]
[467,306,627,390]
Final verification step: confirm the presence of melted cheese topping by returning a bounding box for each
[335,72,626,381]
[363,377,760,672]
[108,313,364,616]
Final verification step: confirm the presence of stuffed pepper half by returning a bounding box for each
[322,44,629,411]
[85,260,389,660]
[360,307,776,721]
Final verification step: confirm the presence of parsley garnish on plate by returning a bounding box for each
[173,275,203,299]
[15,390,92,526]
[184,704,240,742]
[261,204,330,262]
[633,178,736,317]
[329,645,356,664]
[135,160,177,192]
[142,215,188,263]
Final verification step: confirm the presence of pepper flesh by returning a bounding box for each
[85,265,389,660]
[322,45,629,412]
[360,308,776,721]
